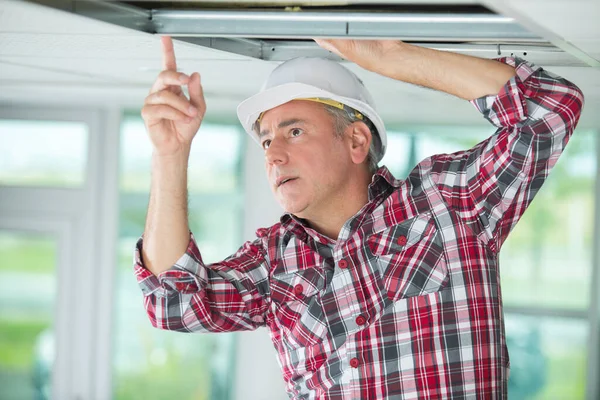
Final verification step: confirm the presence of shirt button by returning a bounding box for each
[339,259,348,269]
[175,282,186,291]
[397,235,407,246]
[355,315,366,326]
[350,357,360,368]
[294,284,303,296]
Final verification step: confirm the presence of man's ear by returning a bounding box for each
[346,121,372,165]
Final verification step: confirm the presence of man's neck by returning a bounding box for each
[302,173,372,240]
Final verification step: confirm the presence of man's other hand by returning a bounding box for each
[314,38,402,72]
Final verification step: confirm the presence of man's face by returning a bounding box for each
[258,100,354,219]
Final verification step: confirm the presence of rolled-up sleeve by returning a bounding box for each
[134,232,271,333]
[429,57,584,252]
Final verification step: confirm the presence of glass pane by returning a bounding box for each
[114,114,242,400]
[0,231,57,400]
[0,119,88,187]
[500,131,595,309]
[383,126,493,179]
[119,195,242,264]
[506,314,587,399]
[119,116,242,193]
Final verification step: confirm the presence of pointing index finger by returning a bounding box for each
[161,36,177,71]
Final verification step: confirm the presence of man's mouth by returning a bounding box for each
[276,177,298,187]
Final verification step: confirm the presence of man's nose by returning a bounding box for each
[265,138,288,166]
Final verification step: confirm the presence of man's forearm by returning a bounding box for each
[142,150,191,276]
[368,42,517,101]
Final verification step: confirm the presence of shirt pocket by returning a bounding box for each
[270,240,328,349]
[367,212,449,302]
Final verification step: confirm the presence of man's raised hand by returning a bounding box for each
[141,36,206,157]
[314,38,402,72]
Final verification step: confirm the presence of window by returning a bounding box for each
[506,315,587,399]
[0,120,88,188]
[383,126,596,399]
[501,130,595,398]
[500,130,596,310]
[113,114,244,400]
[0,231,57,400]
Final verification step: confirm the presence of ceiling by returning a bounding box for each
[0,0,599,128]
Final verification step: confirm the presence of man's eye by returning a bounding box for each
[291,128,303,137]
[262,140,271,150]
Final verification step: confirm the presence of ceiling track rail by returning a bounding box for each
[151,10,543,42]
[71,0,543,42]
[34,0,586,66]
[175,38,581,66]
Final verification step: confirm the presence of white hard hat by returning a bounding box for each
[237,57,387,162]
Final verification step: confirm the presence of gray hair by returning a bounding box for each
[322,104,380,174]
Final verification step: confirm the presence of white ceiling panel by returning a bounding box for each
[0,60,104,83]
[0,32,250,61]
[0,55,274,93]
[486,0,600,64]
[502,0,600,40]
[0,0,598,130]
[0,0,137,34]
[572,39,600,59]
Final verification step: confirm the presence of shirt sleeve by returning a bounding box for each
[428,57,584,253]
[133,232,271,333]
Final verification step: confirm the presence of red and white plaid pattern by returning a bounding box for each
[135,57,584,399]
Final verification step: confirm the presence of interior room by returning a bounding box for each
[1,0,599,399]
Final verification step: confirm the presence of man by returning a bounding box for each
[136,36,584,398]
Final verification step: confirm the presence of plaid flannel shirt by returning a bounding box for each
[135,57,584,399]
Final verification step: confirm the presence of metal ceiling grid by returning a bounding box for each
[33,0,590,67]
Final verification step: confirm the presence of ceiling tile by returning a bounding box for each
[0,33,250,61]
[0,60,102,83]
[1,0,136,35]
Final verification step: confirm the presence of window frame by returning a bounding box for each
[0,105,121,399]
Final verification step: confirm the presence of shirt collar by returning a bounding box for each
[368,165,401,200]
